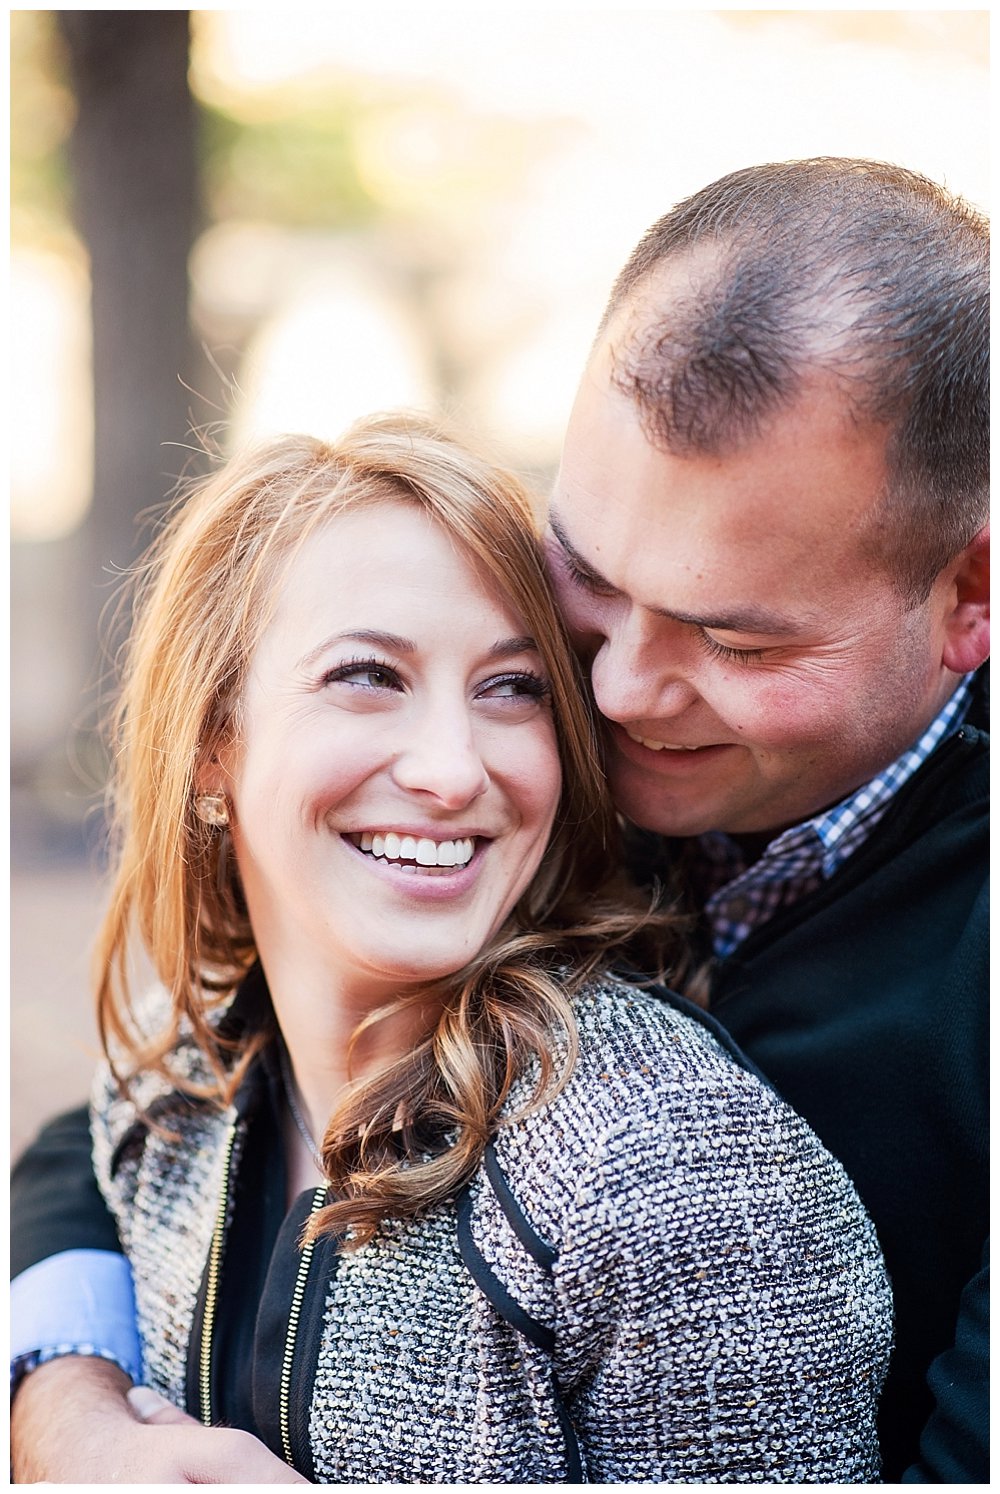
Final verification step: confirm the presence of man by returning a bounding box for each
[12,158,988,1482]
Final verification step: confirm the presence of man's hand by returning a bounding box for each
[11,1357,310,1483]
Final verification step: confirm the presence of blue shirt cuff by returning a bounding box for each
[10,1249,142,1388]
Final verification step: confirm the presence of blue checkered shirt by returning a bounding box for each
[697,676,975,958]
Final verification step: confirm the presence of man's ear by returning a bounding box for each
[941,525,989,674]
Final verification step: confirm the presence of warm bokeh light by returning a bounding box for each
[11,8,990,539]
[10,249,93,541]
[232,275,435,447]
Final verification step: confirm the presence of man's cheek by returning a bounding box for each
[722,676,844,747]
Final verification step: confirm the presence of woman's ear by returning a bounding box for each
[193,742,235,830]
[941,526,989,675]
[194,749,227,801]
[193,731,238,809]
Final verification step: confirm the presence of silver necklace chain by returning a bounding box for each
[278,1043,323,1168]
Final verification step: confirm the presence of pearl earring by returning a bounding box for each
[194,794,229,827]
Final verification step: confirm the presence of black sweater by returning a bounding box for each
[629,677,989,1482]
[12,682,989,1482]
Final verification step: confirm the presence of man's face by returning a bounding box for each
[547,340,962,839]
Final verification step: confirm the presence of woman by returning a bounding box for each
[91,413,891,1482]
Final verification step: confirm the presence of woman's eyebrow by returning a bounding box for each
[298,631,540,672]
[489,636,540,659]
[298,629,416,670]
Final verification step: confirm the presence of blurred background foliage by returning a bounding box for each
[10,12,74,244]
[7,5,992,866]
[8,6,989,1153]
[12,11,549,235]
[10,8,991,851]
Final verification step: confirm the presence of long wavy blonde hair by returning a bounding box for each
[97,413,680,1245]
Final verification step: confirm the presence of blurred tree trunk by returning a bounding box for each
[57,10,199,720]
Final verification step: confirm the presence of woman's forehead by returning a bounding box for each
[248,501,530,664]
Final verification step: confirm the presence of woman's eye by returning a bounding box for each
[478,671,552,702]
[323,658,402,691]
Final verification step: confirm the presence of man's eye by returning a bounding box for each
[698,633,767,666]
[560,550,617,598]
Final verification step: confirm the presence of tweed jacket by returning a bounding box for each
[91,971,892,1483]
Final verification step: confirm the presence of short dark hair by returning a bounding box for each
[603,158,989,603]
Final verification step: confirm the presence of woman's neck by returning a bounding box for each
[264,959,441,1170]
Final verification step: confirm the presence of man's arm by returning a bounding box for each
[11,1105,139,1387]
[11,1109,309,1484]
[11,1104,121,1272]
[11,1248,142,1388]
[902,1244,989,1483]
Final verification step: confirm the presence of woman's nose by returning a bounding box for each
[390,711,491,809]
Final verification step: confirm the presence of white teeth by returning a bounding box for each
[356,833,476,867]
[626,730,701,752]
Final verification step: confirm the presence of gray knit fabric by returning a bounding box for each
[91,973,892,1483]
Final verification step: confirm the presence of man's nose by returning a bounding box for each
[390,708,491,809]
[588,611,698,723]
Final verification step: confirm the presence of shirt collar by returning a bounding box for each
[809,673,974,866]
[697,672,975,896]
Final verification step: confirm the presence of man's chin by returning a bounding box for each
[611,762,806,842]
[607,762,727,840]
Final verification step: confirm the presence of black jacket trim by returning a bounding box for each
[484,1141,559,1268]
[455,1171,585,1482]
[553,1396,584,1482]
[456,1184,554,1353]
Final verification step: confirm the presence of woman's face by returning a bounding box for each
[218,500,562,1007]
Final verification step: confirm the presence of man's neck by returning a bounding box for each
[725,831,774,867]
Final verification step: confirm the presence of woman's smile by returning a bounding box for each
[346,829,478,871]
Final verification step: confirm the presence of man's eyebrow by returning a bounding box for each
[548,515,624,596]
[548,515,804,637]
[298,630,540,671]
[663,604,805,637]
